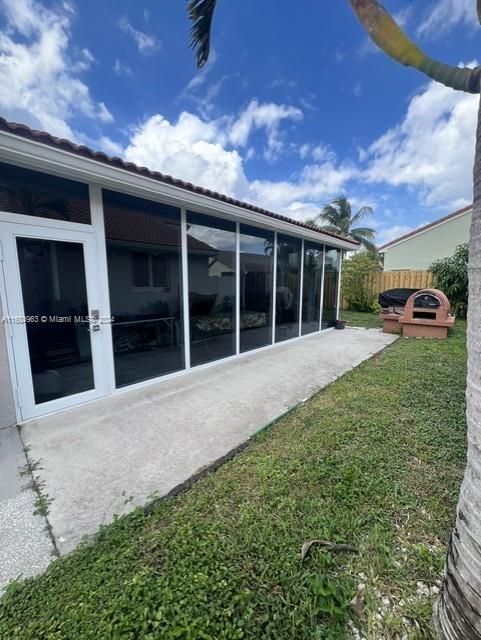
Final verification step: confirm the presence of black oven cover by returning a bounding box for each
[378,288,420,308]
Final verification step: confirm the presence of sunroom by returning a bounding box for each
[0,118,358,427]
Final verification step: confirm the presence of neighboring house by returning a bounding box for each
[0,117,358,429]
[379,205,472,271]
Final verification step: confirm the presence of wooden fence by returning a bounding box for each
[342,270,433,309]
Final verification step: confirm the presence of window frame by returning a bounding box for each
[130,250,170,292]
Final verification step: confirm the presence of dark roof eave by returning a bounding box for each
[0,117,359,248]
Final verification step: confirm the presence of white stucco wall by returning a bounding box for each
[382,209,471,271]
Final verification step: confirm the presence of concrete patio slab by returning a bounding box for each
[0,426,54,592]
[21,328,397,558]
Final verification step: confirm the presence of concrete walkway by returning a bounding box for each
[0,426,54,592]
[14,328,396,568]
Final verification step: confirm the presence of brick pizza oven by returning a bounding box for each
[399,288,455,339]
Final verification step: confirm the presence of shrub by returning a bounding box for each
[370,300,382,315]
[430,243,469,316]
[342,252,381,311]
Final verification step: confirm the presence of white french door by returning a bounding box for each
[0,221,107,420]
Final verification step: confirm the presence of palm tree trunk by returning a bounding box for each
[433,95,481,639]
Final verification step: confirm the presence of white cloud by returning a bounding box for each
[118,17,160,55]
[352,81,363,97]
[267,78,297,90]
[357,37,377,57]
[186,76,229,120]
[417,0,478,39]
[114,59,133,76]
[81,48,94,63]
[180,48,218,98]
[123,106,353,221]
[249,162,356,219]
[97,102,113,123]
[177,51,228,120]
[0,0,113,139]
[362,78,477,210]
[245,147,255,161]
[299,95,317,112]
[297,143,335,163]
[182,71,209,94]
[96,135,123,157]
[298,143,310,160]
[377,224,417,246]
[281,201,322,221]
[334,46,346,63]
[228,99,303,161]
[229,100,302,146]
[72,48,95,72]
[124,112,250,198]
[312,145,333,162]
[393,6,412,29]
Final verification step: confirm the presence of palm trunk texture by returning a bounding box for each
[434,94,481,639]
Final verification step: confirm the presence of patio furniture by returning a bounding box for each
[113,316,176,352]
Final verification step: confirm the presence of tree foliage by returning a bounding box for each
[188,0,217,68]
[342,251,381,312]
[430,243,469,316]
[311,196,377,251]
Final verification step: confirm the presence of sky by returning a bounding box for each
[0,0,480,245]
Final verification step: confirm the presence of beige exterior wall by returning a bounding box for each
[0,295,16,429]
[382,209,472,271]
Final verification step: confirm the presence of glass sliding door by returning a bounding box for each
[187,212,236,366]
[301,242,323,335]
[239,224,274,352]
[322,247,340,329]
[275,234,302,343]
[16,238,95,404]
[103,190,185,388]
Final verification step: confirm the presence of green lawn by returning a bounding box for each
[0,324,467,640]
[342,310,382,329]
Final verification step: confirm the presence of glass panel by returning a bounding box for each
[152,253,168,287]
[103,190,184,388]
[187,212,236,366]
[302,242,323,335]
[322,247,340,329]
[239,224,274,352]
[131,252,149,287]
[275,234,301,343]
[16,238,94,404]
[0,162,90,223]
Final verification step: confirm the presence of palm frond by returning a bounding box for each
[320,224,343,234]
[352,236,377,252]
[188,0,218,68]
[318,204,341,225]
[351,226,376,240]
[350,206,373,225]
[363,240,377,253]
[313,196,376,242]
[477,0,481,25]
[331,195,351,217]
